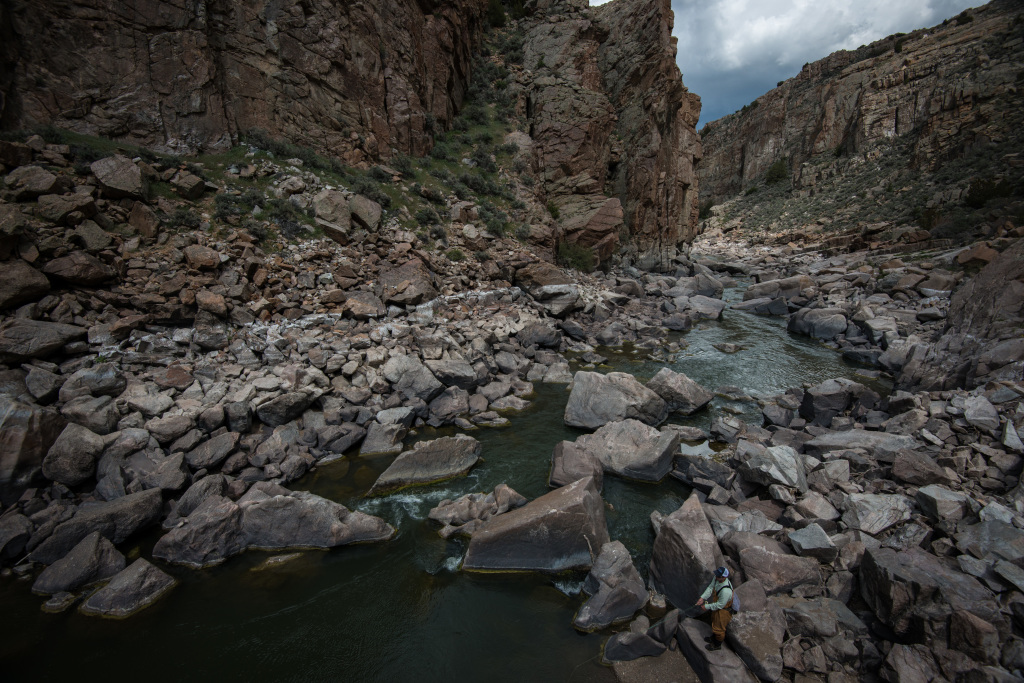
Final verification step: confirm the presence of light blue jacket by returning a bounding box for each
[700,578,734,611]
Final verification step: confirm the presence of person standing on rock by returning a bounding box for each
[696,566,735,651]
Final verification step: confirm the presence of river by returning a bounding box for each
[0,289,888,682]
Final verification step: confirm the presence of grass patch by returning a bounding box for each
[557,242,595,272]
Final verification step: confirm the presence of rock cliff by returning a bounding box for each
[698,0,1024,202]
[0,0,488,162]
[521,0,702,264]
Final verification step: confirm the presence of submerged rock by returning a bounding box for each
[428,484,527,538]
[462,477,608,573]
[367,435,481,496]
[564,371,667,429]
[79,559,176,618]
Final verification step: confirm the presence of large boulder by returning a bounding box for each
[0,397,65,503]
[349,194,382,231]
[462,477,608,573]
[564,371,667,429]
[424,359,478,390]
[376,258,437,306]
[803,429,917,462]
[41,423,105,486]
[58,364,126,402]
[574,419,679,482]
[0,260,50,310]
[646,368,714,415]
[29,488,164,565]
[515,261,571,293]
[842,493,912,535]
[743,275,813,301]
[739,545,820,595]
[676,618,759,683]
[153,485,395,568]
[42,251,116,286]
[649,493,725,609]
[367,435,481,496]
[726,610,786,682]
[312,189,351,242]
[4,164,66,199]
[799,378,867,426]
[787,307,848,340]
[737,445,807,493]
[90,155,146,199]
[255,392,315,427]
[573,540,647,632]
[860,548,1002,637]
[382,354,443,402]
[0,319,87,362]
[548,440,603,489]
[31,531,126,594]
[79,558,176,617]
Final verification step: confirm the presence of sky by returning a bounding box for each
[590,0,982,126]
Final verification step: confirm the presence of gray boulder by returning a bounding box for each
[574,541,648,632]
[787,307,848,340]
[42,423,105,486]
[564,371,667,429]
[31,531,126,594]
[788,523,838,563]
[964,394,999,434]
[0,319,87,363]
[0,398,66,502]
[916,484,969,522]
[424,359,478,390]
[359,421,407,456]
[462,477,608,573]
[574,419,679,482]
[0,260,50,310]
[739,545,820,595]
[548,440,603,489]
[255,392,315,427]
[646,367,714,415]
[367,435,481,496]
[382,354,443,402]
[860,548,1002,637]
[726,610,785,682]
[186,432,240,470]
[676,618,758,682]
[90,155,146,199]
[738,445,807,493]
[79,559,175,617]
[29,488,163,565]
[649,493,725,609]
[842,493,912,535]
[803,429,917,462]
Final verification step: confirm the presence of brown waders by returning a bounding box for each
[709,586,732,643]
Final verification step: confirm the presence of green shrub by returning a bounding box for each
[497,142,519,156]
[486,0,506,27]
[547,200,560,220]
[369,165,391,182]
[348,176,391,209]
[430,143,455,161]
[446,247,466,262]
[392,155,415,178]
[765,158,789,185]
[416,207,440,226]
[965,176,1012,209]
[955,10,973,25]
[557,242,594,272]
[745,186,759,196]
[914,206,941,230]
[471,146,497,173]
[475,250,491,261]
[515,224,531,241]
[698,200,714,221]
[165,207,201,230]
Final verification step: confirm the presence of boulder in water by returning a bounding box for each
[462,477,608,573]
[564,371,667,429]
[574,540,648,632]
[574,419,679,482]
[646,368,714,415]
[79,559,176,618]
[32,531,125,595]
[649,493,725,609]
[367,435,481,496]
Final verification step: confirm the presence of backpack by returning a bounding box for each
[732,588,741,612]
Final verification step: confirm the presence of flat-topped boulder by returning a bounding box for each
[574,419,679,482]
[367,435,481,496]
[90,155,146,199]
[79,559,175,618]
[548,440,604,489]
[803,429,917,462]
[564,371,667,429]
[0,319,87,362]
[31,531,126,595]
[462,477,608,573]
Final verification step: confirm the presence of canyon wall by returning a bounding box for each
[698,0,1024,202]
[522,0,702,264]
[0,0,489,162]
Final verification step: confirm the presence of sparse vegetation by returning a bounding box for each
[557,242,595,272]
[547,201,560,220]
[765,158,789,185]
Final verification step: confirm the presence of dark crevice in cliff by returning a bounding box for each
[0,0,22,129]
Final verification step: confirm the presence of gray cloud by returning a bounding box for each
[591,0,981,125]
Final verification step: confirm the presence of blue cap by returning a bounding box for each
[715,566,729,578]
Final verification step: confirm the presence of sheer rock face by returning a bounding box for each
[0,0,488,159]
[698,0,1024,202]
[522,0,702,262]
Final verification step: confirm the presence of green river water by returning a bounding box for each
[0,289,888,682]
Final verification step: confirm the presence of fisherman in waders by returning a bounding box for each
[696,566,734,651]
